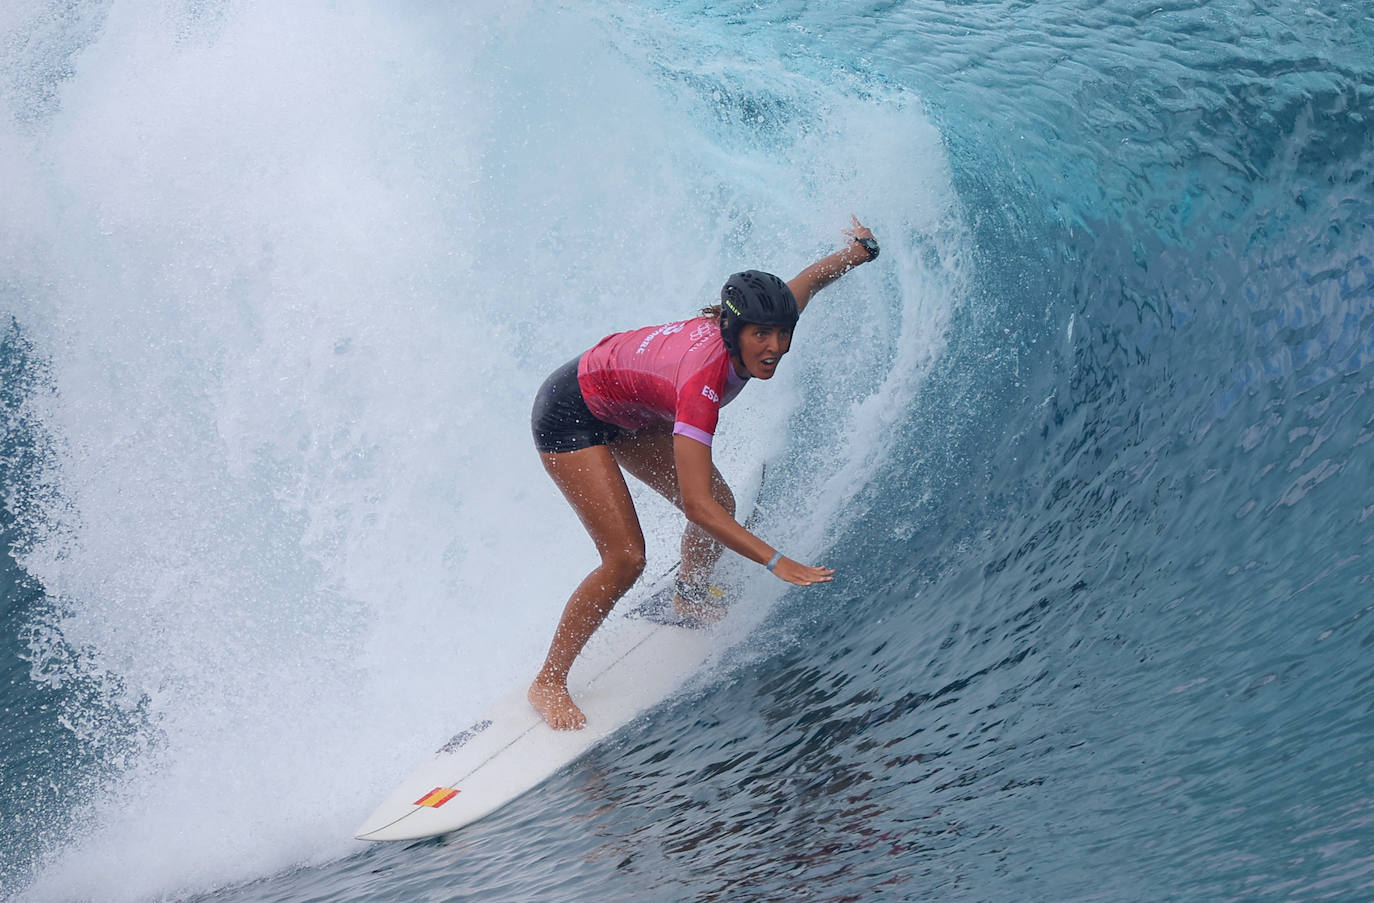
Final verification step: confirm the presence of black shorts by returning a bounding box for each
[531,356,622,454]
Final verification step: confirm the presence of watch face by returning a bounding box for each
[857,237,879,258]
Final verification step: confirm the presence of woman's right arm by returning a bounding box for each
[788,215,879,313]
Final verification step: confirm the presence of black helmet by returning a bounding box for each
[719,270,798,356]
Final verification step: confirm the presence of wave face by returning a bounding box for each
[2,0,1370,900]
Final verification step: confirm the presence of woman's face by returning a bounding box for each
[733,323,793,379]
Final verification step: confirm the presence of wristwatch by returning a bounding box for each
[854,236,880,260]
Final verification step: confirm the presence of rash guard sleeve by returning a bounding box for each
[672,356,731,447]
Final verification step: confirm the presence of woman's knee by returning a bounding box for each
[601,545,647,588]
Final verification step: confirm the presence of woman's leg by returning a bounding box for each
[609,426,735,592]
[529,445,646,730]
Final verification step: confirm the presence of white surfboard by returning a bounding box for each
[353,575,721,842]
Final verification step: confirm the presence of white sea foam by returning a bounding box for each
[2,1,963,899]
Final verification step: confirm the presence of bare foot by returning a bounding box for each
[528,678,586,731]
[674,591,726,625]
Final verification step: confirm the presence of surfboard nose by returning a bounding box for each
[353,578,724,842]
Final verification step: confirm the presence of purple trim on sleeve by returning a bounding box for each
[673,422,714,447]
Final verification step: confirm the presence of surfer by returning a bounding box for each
[528,216,880,730]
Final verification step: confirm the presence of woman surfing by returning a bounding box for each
[528,217,880,730]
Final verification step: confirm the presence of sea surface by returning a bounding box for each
[2,0,1372,900]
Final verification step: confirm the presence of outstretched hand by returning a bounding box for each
[844,214,876,245]
[771,556,836,586]
[788,214,880,312]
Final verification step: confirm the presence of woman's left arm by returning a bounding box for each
[788,215,879,313]
[674,436,835,586]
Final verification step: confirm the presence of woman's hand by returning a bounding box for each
[771,556,836,586]
[843,214,879,265]
[844,214,877,245]
[789,215,880,312]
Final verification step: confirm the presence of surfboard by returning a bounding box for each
[353,573,720,842]
[356,465,770,843]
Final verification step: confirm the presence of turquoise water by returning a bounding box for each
[2,0,1371,900]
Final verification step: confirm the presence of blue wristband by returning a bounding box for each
[766,551,783,571]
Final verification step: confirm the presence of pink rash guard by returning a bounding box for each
[577,317,749,447]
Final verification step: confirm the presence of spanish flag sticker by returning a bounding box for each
[414,787,459,808]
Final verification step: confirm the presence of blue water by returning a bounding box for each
[3,0,1371,900]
